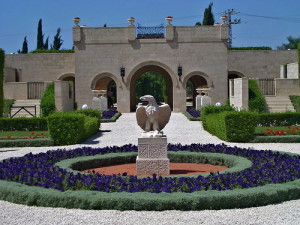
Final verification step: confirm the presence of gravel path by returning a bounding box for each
[1,113,300,225]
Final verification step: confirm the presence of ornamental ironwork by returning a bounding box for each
[136,23,165,39]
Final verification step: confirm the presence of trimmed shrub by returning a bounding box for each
[229,47,272,50]
[30,49,74,53]
[249,80,266,112]
[3,99,15,117]
[290,95,300,112]
[0,117,48,131]
[0,138,53,147]
[203,111,258,142]
[253,135,300,143]
[201,105,235,116]
[0,49,4,118]
[76,109,101,120]
[40,82,55,117]
[48,112,99,145]
[257,112,300,126]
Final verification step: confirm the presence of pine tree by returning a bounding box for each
[37,19,44,49]
[202,2,215,25]
[52,28,63,50]
[43,36,49,50]
[21,36,28,53]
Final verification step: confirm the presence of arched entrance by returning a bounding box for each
[91,73,120,110]
[185,75,209,108]
[228,71,244,97]
[58,73,75,99]
[92,76,117,109]
[129,65,173,112]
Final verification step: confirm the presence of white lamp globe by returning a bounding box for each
[82,104,88,110]
[215,102,222,107]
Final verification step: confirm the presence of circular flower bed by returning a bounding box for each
[0,144,299,193]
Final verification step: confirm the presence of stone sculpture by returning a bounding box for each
[136,95,171,134]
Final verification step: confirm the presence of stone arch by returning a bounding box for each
[228,71,245,97]
[127,61,175,112]
[57,73,76,99]
[91,72,121,109]
[183,71,213,108]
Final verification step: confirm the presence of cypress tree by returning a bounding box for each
[52,28,63,50]
[0,49,4,117]
[202,2,215,25]
[21,36,28,53]
[37,19,44,49]
[43,36,49,50]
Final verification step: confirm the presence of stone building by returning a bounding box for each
[3,21,299,113]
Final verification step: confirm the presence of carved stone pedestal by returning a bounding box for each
[136,137,170,175]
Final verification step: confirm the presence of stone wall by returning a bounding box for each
[275,78,300,96]
[4,53,75,82]
[228,50,298,78]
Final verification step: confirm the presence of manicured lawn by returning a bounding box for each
[0,131,49,140]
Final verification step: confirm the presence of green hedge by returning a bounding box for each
[75,109,101,123]
[40,82,55,117]
[229,47,272,50]
[30,49,74,53]
[257,112,300,126]
[0,117,48,131]
[249,80,266,112]
[0,49,4,118]
[203,111,258,142]
[0,138,53,147]
[290,95,300,112]
[201,105,235,116]
[253,135,300,143]
[48,112,100,145]
[101,112,122,123]
[3,99,15,117]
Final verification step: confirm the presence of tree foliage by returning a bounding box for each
[43,36,49,50]
[277,36,300,50]
[52,28,63,50]
[21,36,28,53]
[202,2,215,25]
[135,72,168,103]
[0,49,4,117]
[37,19,44,49]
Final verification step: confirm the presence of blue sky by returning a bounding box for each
[1,0,300,53]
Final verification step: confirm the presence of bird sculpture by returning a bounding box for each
[136,95,171,134]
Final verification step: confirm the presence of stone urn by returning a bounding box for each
[165,16,173,25]
[128,17,135,25]
[73,17,80,26]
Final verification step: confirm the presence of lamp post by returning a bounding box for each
[178,65,182,81]
[120,66,125,81]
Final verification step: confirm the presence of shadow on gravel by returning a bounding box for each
[81,130,111,145]
[0,149,19,153]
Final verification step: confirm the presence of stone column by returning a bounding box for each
[136,137,170,175]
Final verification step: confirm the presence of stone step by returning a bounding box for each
[264,96,295,113]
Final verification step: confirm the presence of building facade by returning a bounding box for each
[4,24,298,112]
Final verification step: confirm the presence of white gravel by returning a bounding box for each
[0,113,300,225]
